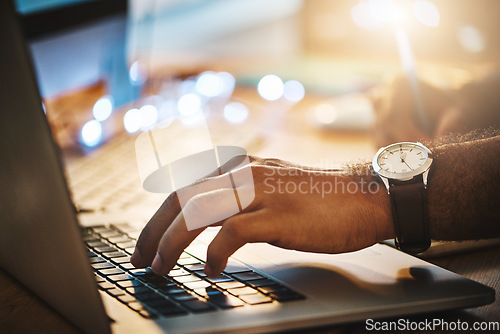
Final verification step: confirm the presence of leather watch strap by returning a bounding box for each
[389,179,431,254]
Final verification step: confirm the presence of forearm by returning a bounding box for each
[427,135,500,240]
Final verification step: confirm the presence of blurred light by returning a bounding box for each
[224,102,249,124]
[92,95,113,121]
[140,105,158,129]
[413,1,440,27]
[129,60,147,85]
[283,80,305,103]
[81,120,102,147]
[458,25,485,53]
[351,1,379,30]
[313,104,337,125]
[196,71,223,97]
[41,102,46,114]
[257,74,284,101]
[368,0,401,23]
[123,108,141,134]
[157,100,175,128]
[178,93,202,116]
[218,72,236,96]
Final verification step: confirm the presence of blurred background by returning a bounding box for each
[15,0,500,157]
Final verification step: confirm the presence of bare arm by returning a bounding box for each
[427,134,500,240]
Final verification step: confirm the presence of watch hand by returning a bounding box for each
[403,161,412,170]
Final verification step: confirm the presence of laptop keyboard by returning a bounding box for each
[82,225,304,319]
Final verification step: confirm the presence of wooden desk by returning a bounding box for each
[1,85,498,333]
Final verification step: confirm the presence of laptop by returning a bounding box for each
[0,1,494,333]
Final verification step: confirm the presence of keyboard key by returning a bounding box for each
[183,263,205,271]
[99,231,123,238]
[182,280,211,290]
[115,241,136,249]
[177,257,201,266]
[206,274,233,283]
[168,268,190,277]
[206,293,244,308]
[117,280,143,289]
[119,263,136,270]
[238,294,272,305]
[106,288,126,297]
[170,292,197,302]
[216,281,245,290]
[98,281,115,290]
[173,275,200,284]
[107,273,134,282]
[106,235,131,244]
[86,241,108,248]
[89,256,106,264]
[103,251,128,259]
[182,299,216,313]
[123,247,135,255]
[95,274,106,283]
[117,294,137,304]
[92,262,114,270]
[227,286,259,296]
[232,272,265,281]
[99,268,125,276]
[193,287,222,298]
[94,246,116,253]
[158,286,186,295]
[126,286,153,295]
[111,256,131,264]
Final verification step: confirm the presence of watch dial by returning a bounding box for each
[377,143,428,174]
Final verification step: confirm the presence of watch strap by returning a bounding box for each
[389,180,431,254]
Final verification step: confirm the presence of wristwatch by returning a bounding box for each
[372,142,433,254]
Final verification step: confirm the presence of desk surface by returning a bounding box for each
[1,84,499,333]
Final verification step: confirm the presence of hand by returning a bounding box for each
[130,157,393,277]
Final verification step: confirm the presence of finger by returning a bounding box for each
[151,212,203,275]
[152,188,253,275]
[204,211,268,277]
[131,191,181,268]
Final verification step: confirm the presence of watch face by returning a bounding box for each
[373,142,433,181]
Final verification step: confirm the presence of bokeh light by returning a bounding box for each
[313,104,337,125]
[140,104,158,129]
[123,108,141,134]
[224,102,249,124]
[81,120,102,147]
[351,1,379,30]
[218,72,236,96]
[178,93,202,116]
[283,80,305,103]
[92,95,113,121]
[413,1,440,27]
[257,74,284,101]
[458,25,485,53]
[196,71,223,97]
[129,60,147,85]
